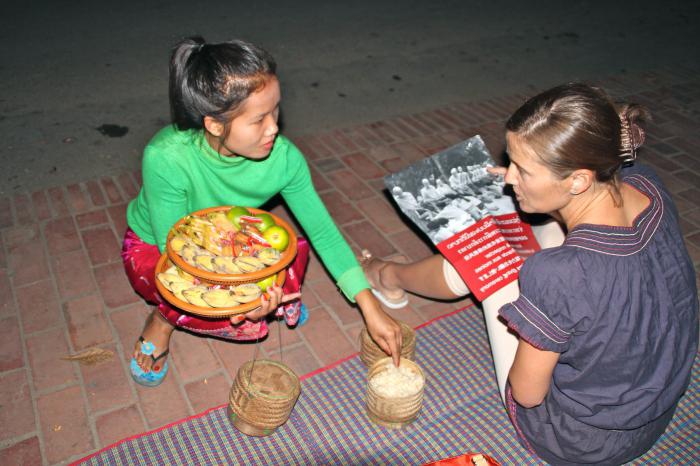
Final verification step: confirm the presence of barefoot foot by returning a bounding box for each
[132,309,174,374]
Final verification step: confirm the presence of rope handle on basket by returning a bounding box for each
[247,317,285,390]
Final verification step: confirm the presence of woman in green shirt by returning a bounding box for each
[123,36,401,387]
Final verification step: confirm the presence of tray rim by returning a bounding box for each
[155,253,287,318]
[166,206,298,285]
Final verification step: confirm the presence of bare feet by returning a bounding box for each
[133,309,174,373]
[360,250,408,307]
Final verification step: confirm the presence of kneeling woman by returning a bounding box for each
[363,83,698,465]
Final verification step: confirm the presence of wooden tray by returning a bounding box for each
[155,253,286,318]
[166,206,298,286]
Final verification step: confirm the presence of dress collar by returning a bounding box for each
[564,175,663,256]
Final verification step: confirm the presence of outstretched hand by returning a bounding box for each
[356,289,403,366]
[230,285,301,324]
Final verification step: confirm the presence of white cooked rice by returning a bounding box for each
[369,364,424,397]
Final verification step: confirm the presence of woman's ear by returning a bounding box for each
[569,169,594,195]
[203,116,224,137]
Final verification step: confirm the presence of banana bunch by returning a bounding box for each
[157,265,264,309]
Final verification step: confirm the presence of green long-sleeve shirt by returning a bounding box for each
[126,125,369,301]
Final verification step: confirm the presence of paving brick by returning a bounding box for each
[0,237,6,269]
[81,344,134,414]
[308,279,362,326]
[342,152,386,179]
[367,121,400,144]
[355,125,384,147]
[66,183,90,213]
[318,191,363,225]
[133,169,143,187]
[363,144,400,163]
[410,134,449,155]
[330,129,361,153]
[48,186,71,217]
[261,318,302,353]
[390,229,435,262]
[672,154,700,173]
[13,193,34,225]
[326,169,374,201]
[15,280,62,336]
[339,127,371,150]
[210,338,259,381]
[383,305,426,329]
[0,436,42,466]
[44,216,81,256]
[0,316,23,371]
[308,164,330,192]
[687,231,700,249]
[381,156,412,173]
[303,249,328,285]
[0,269,14,318]
[26,327,77,391]
[356,197,406,235]
[37,385,93,464]
[398,115,434,137]
[0,196,13,229]
[134,371,190,429]
[302,134,334,159]
[76,209,109,229]
[184,374,229,413]
[412,112,443,133]
[100,176,123,204]
[31,190,52,221]
[344,323,364,353]
[275,343,321,377]
[95,405,145,449]
[0,371,35,442]
[85,180,106,207]
[81,225,121,266]
[108,203,129,238]
[293,134,324,161]
[5,225,50,287]
[64,294,113,351]
[109,302,152,356]
[169,331,220,383]
[318,132,346,155]
[385,117,420,139]
[52,249,96,300]
[343,221,396,258]
[94,262,141,309]
[313,157,345,173]
[116,172,139,200]
[299,306,355,365]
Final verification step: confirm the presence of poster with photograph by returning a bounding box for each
[384,136,540,301]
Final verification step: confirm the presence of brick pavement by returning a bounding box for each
[1,66,699,465]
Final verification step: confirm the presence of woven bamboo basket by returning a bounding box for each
[359,321,416,367]
[227,359,301,437]
[366,357,425,429]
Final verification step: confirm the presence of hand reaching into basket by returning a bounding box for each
[230,285,301,324]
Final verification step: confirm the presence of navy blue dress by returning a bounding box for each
[499,164,699,465]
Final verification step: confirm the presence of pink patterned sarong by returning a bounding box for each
[121,228,309,341]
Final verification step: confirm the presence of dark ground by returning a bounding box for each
[1,0,698,196]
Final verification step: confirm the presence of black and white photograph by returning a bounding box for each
[385,136,516,244]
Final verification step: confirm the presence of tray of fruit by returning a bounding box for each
[166,206,297,286]
[155,254,286,317]
[154,205,297,317]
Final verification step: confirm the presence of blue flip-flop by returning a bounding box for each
[130,336,169,387]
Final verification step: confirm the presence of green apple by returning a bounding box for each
[256,274,277,292]
[225,206,250,229]
[254,213,276,232]
[262,225,289,251]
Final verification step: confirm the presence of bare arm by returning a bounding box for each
[508,339,559,408]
